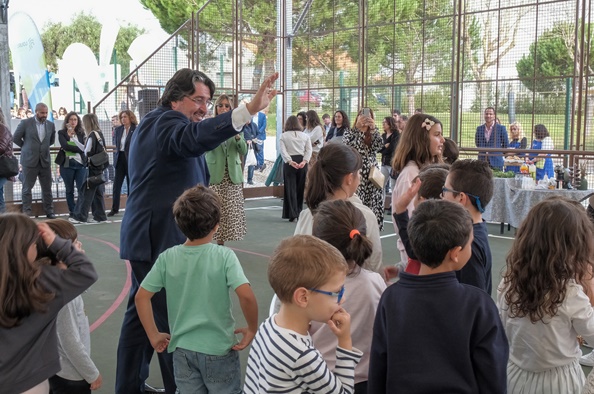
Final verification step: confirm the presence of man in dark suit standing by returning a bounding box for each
[475,106,509,170]
[108,109,137,217]
[13,102,56,218]
[116,69,278,394]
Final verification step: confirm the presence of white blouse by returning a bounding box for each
[497,278,594,372]
[305,125,324,153]
[279,130,312,163]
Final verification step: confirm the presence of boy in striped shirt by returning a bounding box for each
[244,235,362,393]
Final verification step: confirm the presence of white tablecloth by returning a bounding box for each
[483,178,594,228]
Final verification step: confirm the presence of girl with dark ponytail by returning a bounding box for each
[295,143,383,273]
[310,199,386,394]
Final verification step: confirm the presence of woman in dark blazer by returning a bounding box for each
[205,95,248,245]
[58,111,86,217]
[108,110,137,217]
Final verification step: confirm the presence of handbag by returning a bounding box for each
[89,150,109,168]
[369,165,385,189]
[87,173,107,188]
[245,146,257,167]
[55,149,66,166]
[0,155,18,178]
[88,131,109,168]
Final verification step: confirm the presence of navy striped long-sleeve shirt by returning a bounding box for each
[243,315,362,393]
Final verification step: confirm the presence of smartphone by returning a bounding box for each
[362,107,371,117]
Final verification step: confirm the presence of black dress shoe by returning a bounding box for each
[46,213,56,219]
[144,383,165,393]
[107,210,118,217]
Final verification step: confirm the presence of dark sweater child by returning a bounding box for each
[369,200,508,394]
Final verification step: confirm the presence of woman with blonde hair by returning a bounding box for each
[205,94,249,245]
[506,122,527,173]
[69,114,109,224]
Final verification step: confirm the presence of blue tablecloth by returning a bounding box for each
[483,178,594,228]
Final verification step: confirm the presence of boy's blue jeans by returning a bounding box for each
[173,348,241,394]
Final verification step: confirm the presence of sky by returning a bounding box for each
[9,0,166,35]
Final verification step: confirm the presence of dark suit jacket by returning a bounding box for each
[113,124,136,167]
[120,106,241,263]
[13,117,56,168]
[474,123,509,169]
[58,129,85,162]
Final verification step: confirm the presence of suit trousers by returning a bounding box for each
[21,165,54,215]
[112,154,129,212]
[115,260,176,394]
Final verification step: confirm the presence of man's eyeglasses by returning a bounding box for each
[441,187,485,213]
[186,96,213,109]
[308,285,345,304]
[217,103,231,109]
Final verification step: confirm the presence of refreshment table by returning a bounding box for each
[483,178,594,229]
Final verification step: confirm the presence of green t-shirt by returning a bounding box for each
[141,243,249,355]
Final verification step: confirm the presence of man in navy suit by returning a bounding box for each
[116,69,278,394]
[475,107,509,170]
[13,103,56,218]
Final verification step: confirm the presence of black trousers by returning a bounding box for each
[282,155,307,220]
[112,154,129,212]
[49,375,90,394]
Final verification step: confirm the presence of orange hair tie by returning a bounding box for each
[349,229,360,239]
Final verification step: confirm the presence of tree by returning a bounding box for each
[516,33,572,94]
[462,0,528,111]
[41,12,145,76]
[141,0,277,89]
[516,21,594,94]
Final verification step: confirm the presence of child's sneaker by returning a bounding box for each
[580,350,594,367]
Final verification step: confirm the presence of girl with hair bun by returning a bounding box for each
[310,199,386,394]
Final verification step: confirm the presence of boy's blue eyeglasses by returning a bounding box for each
[441,186,485,213]
[308,285,345,304]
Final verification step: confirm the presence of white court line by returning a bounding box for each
[244,206,282,211]
[488,234,515,240]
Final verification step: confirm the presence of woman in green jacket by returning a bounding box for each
[206,95,249,245]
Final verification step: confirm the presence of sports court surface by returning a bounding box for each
[63,197,590,392]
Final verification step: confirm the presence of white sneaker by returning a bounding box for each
[580,350,594,366]
[68,217,83,224]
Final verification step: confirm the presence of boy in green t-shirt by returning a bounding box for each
[136,185,258,393]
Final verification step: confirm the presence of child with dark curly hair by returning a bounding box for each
[498,197,594,393]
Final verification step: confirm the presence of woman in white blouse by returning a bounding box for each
[280,115,312,222]
[304,110,324,168]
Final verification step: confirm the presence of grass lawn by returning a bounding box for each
[265,108,577,151]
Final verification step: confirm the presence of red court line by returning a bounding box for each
[79,235,132,333]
